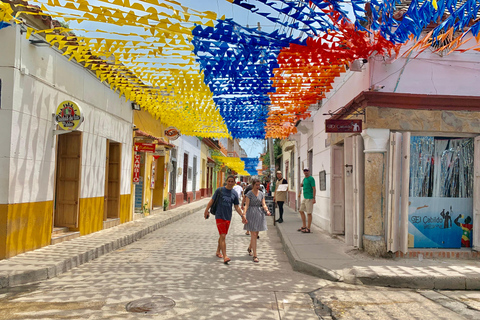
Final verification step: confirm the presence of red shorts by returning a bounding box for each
[216,219,231,235]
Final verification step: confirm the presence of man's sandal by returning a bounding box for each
[253,256,259,263]
[301,228,311,233]
[247,247,253,256]
[224,257,231,264]
[297,227,307,232]
[216,253,223,258]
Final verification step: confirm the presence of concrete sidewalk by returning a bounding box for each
[275,205,480,290]
[0,199,209,288]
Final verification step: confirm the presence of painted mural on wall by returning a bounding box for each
[408,136,474,248]
[408,197,473,248]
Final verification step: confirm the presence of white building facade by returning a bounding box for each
[0,24,133,259]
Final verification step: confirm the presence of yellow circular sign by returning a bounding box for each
[55,100,84,131]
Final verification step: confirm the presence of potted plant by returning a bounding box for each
[163,198,169,211]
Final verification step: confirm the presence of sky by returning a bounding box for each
[240,138,266,158]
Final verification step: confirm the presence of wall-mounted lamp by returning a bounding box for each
[131,102,141,110]
[29,39,51,47]
[345,164,353,176]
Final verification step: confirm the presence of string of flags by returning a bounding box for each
[241,157,260,176]
[213,156,249,176]
[2,0,480,144]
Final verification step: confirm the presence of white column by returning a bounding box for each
[361,128,390,153]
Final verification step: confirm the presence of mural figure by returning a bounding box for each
[440,207,452,229]
[454,214,473,247]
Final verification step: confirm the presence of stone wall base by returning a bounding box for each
[363,235,389,258]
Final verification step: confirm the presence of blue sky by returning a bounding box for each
[240,138,266,158]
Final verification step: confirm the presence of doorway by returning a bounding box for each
[193,156,197,200]
[330,145,345,235]
[152,156,165,209]
[54,131,82,229]
[183,153,188,202]
[169,149,177,205]
[104,141,121,221]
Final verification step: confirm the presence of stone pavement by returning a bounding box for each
[275,205,480,290]
[2,197,480,292]
[0,199,211,288]
[0,200,327,319]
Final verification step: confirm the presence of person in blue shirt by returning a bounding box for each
[204,175,246,264]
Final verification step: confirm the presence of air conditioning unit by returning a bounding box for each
[308,100,322,111]
[349,59,367,72]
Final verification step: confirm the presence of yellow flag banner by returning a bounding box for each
[7,0,229,138]
[213,156,249,176]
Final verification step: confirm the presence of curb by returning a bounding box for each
[346,266,480,290]
[275,223,342,282]
[0,201,207,288]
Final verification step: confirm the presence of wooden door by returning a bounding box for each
[297,156,301,210]
[387,133,402,252]
[352,135,365,249]
[474,136,480,249]
[330,145,345,234]
[183,153,188,201]
[285,160,289,203]
[106,142,121,219]
[399,132,411,253]
[344,137,354,246]
[55,131,82,228]
[104,140,110,221]
[193,156,197,200]
[170,160,177,204]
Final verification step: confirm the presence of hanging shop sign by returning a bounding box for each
[165,127,181,140]
[133,154,141,183]
[55,100,84,131]
[325,119,362,133]
[134,142,156,153]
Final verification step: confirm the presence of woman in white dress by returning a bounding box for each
[243,179,271,263]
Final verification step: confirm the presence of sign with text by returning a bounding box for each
[55,100,84,131]
[408,197,473,248]
[133,154,141,183]
[134,142,156,153]
[325,119,362,133]
[164,126,180,140]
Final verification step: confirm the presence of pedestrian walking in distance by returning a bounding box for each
[243,178,271,263]
[233,181,244,202]
[298,168,316,233]
[204,175,246,264]
[274,171,288,223]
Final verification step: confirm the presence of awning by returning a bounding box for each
[330,91,480,120]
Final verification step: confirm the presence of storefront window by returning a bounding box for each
[410,136,473,198]
[408,136,474,248]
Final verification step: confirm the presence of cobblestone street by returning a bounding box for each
[0,211,328,319]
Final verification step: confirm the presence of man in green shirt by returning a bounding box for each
[298,168,316,233]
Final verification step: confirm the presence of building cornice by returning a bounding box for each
[331,91,480,120]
